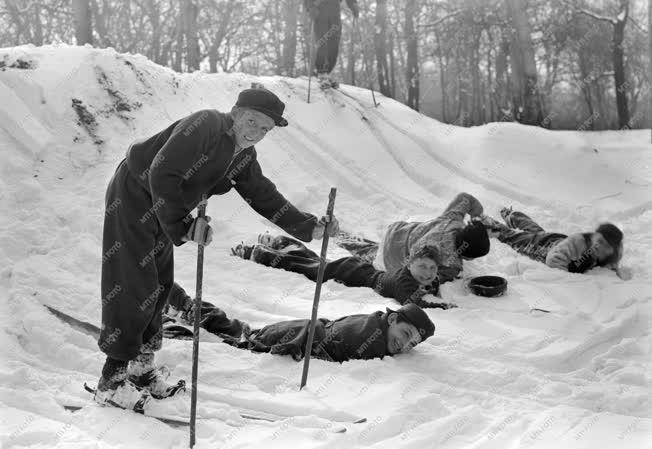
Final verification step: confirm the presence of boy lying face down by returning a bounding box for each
[164,283,436,362]
[334,192,490,283]
[231,234,457,309]
[479,207,627,278]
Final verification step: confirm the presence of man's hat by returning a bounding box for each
[235,88,288,127]
[394,303,436,341]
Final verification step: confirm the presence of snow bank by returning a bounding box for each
[1,44,650,448]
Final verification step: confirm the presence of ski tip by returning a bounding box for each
[353,417,367,424]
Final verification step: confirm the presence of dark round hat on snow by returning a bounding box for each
[236,87,288,127]
[468,275,507,297]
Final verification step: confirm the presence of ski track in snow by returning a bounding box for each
[1,45,651,449]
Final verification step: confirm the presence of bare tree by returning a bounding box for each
[374,0,392,97]
[182,0,199,70]
[566,0,631,128]
[505,0,544,125]
[73,0,93,45]
[281,0,300,76]
[648,0,651,141]
[405,0,419,110]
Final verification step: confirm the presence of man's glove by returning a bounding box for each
[183,215,213,245]
[312,215,340,240]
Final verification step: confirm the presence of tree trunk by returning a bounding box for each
[470,31,481,124]
[90,0,111,47]
[389,30,397,98]
[174,2,184,72]
[146,0,161,64]
[433,29,448,121]
[486,32,494,122]
[209,41,218,73]
[505,0,544,125]
[493,32,511,120]
[405,0,419,110]
[33,4,43,46]
[649,0,652,141]
[374,0,392,97]
[613,2,630,128]
[183,0,200,71]
[282,0,299,76]
[347,21,356,85]
[578,53,595,129]
[73,0,93,45]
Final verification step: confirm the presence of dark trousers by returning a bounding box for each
[313,0,342,74]
[496,211,567,263]
[99,159,174,361]
[334,231,379,264]
[251,236,381,289]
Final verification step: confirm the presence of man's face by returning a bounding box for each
[591,233,615,261]
[231,108,275,149]
[407,257,438,285]
[386,313,422,355]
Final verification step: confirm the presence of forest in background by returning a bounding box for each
[1,0,650,131]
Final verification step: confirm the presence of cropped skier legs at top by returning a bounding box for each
[306,0,360,88]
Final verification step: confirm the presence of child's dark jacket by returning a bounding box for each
[231,311,390,363]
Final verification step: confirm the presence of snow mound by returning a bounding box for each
[1,44,650,448]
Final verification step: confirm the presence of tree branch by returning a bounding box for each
[627,16,647,33]
[421,9,464,28]
[560,0,616,24]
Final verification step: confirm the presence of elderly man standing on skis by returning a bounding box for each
[97,87,339,409]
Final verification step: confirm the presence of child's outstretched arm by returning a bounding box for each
[442,192,484,219]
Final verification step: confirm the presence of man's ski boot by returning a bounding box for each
[94,359,151,411]
[93,377,151,411]
[128,354,186,399]
[318,73,339,90]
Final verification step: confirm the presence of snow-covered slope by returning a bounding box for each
[1,44,650,449]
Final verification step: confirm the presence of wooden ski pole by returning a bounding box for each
[300,187,337,390]
[189,194,207,448]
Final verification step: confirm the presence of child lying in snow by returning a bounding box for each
[231,234,457,310]
[164,283,436,362]
[335,192,490,283]
[480,208,628,279]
